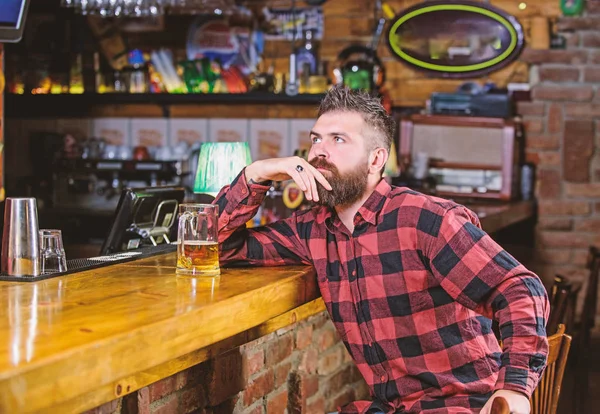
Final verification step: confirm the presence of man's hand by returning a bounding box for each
[480,390,530,414]
[245,156,332,202]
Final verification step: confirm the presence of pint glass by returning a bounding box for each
[176,204,220,276]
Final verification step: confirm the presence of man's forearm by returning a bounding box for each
[244,161,269,183]
[214,168,311,267]
[215,169,270,241]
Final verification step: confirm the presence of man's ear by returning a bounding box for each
[369,147,389,174]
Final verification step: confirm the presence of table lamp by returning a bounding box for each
[193,142,253,197]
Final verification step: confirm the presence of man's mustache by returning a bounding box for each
[309,157,339,174]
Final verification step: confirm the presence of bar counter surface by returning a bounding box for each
[0,200,534,413]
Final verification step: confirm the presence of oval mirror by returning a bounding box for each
[386,1,524,78]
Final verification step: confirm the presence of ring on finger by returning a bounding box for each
[296,165,304,172]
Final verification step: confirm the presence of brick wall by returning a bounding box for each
[83,312,368,414]
[519,1,600,320]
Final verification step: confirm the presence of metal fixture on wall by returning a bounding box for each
[285,0,299,96]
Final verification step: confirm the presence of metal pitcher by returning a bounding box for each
[1,197,41,276]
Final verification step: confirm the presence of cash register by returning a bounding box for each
[100,186,185,255]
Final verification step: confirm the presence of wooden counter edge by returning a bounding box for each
[0,268,320,413]
[54,298,327,414]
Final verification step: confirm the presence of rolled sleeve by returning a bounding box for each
[214,168,311,267]
[425,206,550,397]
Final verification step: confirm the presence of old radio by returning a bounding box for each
[398,114,523,201]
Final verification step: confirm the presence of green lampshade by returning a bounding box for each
[193,142,253,196]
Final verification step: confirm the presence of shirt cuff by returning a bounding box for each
[227,168,271,206]
[494,361,544,398]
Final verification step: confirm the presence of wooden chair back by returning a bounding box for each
[530,324,572,414]
[547,275,571,335]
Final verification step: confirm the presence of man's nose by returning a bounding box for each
[313,145,329,159]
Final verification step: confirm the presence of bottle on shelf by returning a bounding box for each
[307,61,329,94]
[296,29,319,93]
[69,53,84,94]
[127,49,149,94]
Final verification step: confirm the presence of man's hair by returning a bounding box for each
[317,85,396,153]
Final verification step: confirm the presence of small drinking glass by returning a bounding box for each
[39,229,68,273]
[176,204,220,277]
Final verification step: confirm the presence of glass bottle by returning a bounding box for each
[296,29,318,92]
[128,49,149,93]
[69,54,84,94]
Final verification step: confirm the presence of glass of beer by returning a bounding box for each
[176,204,220,276]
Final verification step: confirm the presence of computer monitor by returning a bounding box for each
[0,0,30,43]
[100,186,186,256]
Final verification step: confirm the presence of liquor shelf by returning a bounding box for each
[4,92,326,118]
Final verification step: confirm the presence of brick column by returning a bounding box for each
[520,2,600,322]
[83,312,368,414]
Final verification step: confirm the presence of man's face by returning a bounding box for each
[307,111,371,208]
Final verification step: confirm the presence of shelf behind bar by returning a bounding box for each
[4,92,326,118]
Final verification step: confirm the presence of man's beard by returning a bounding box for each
[309,157,369,208]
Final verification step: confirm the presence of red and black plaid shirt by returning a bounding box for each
[215,170,549,413]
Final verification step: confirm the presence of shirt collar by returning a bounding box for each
[357,179,391,225]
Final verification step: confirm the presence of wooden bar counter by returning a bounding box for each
[469,200,535,234]
[0,254,323,413]
[0,200,534,413]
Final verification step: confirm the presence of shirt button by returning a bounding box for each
[380,375,385,382]
[241,189,247,194]
[352,270,356,276]
[251,191,257,196]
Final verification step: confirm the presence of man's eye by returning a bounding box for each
[335,136,345,143]
[311,136,321,143]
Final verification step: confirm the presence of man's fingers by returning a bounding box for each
[308,174,319,202]
[288,170,307,192]
[289,168,314,201]
[306,164,332,191]
[287,158,333,202]
[300,172,314,201]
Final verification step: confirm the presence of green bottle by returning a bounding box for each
[180,60,202,93]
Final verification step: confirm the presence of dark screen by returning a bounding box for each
[0,0,25,28]
[133,197,158,225]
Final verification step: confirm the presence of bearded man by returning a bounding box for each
[213,86,549,414]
